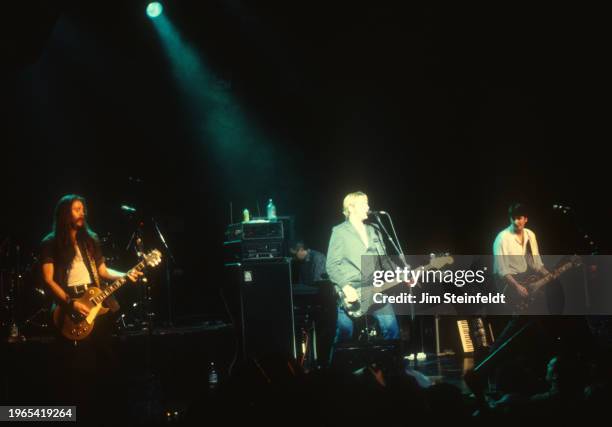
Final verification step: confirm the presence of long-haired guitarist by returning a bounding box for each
[40,194,142,420]
[325,191,400,349]
[41,194,142,320]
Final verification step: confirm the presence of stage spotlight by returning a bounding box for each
[146,2,163,19]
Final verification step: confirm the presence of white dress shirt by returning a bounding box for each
[493,225,545,277]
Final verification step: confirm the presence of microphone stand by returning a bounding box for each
[373,213,408,266]
[552,203,599,310]
[152,217,175,327]
[371,211,420,359]
[124,212,152,331]
[136,226,155,330]
[370,213,415,318]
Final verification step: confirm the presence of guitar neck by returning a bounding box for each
[90,259,147,305]
[529,262,575,292]
[554,262,575,277]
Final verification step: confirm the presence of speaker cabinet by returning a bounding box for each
[236,259,296,360]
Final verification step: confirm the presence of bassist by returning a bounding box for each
[489,202,552,361]
[325,191,400,349]
[493,202,551,311]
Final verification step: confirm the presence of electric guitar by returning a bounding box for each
[52,249,162,340]
[502,255,582,313]
[338,255,454,319]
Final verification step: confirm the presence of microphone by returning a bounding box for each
[368,210,387,216]
[121,205,137,213]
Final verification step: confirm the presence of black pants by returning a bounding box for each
[53,310,120,424]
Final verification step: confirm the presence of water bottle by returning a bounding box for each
[243,208,250,222]
[208,362,219,389]
[266,199,277,220]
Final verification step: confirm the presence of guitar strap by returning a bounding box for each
[84,245,101,288]
[83,243,120,312]
[525,238,536,272]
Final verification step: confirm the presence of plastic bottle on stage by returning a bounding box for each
[266,199,277,221]
[243,208,250,222]
[208,362,219,390]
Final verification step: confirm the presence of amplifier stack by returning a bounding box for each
[224,219,292,262]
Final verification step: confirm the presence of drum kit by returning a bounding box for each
[0,238,44,342]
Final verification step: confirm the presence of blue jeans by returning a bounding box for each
[334,303,400,343]
[329,303,400,366]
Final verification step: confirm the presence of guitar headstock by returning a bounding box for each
[144,249,162,268]
[568,255,583,268]
[429,254,454,269]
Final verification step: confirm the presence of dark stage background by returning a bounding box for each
[2,1,609,321]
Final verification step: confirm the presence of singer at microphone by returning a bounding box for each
[325,191,400,351]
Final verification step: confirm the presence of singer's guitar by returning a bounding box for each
[338,255,454,319]
[52,250,162,340]
[502,255,582,313]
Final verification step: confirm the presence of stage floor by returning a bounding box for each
[406,354,473,394]
[4,322,475,390]
[2,323,479,424]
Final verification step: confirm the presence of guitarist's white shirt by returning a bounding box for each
[67,245,91,286]
[493,225,544,277]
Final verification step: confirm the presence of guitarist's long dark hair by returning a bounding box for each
[44,194,99,265]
